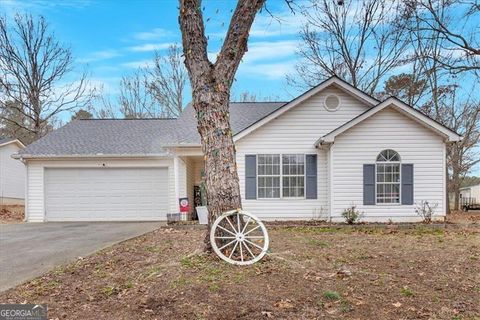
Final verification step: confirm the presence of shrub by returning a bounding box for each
[414,201,438,223]
[341,205,363,224]
[323,290,341,300]
[400,286,414,297]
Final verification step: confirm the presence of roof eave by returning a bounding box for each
[314,98,462,145]
[0,139,25,148]
[234,76,379,142]
[12,153,171,160]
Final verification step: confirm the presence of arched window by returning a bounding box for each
[376,149,401,204]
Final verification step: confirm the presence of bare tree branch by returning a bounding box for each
[290,0,410,95]
[0,14,95,140]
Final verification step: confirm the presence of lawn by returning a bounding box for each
[1,224,479,319]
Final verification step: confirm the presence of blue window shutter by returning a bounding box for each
[305,154,317,199]
[402,164,414,205]
[363,164,375,205]
[245,155,257,199]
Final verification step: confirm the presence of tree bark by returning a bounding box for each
[179,0,264,250]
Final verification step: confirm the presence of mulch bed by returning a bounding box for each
[1,224,479,319]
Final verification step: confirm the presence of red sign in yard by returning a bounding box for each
[179,197,189,212]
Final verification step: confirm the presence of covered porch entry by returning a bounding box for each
[174,147,205,220]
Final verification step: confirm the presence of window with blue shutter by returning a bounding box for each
[401,164,414,205]
[305,154,317,199]
[363,164,376,205]
[245,155,257,199]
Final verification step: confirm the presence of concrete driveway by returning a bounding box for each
[0,222,164,292]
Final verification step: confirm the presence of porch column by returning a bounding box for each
[173,156,180,213]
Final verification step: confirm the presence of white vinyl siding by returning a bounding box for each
[25,158,175,222]
[332,107,446,222]
[0,143,25,201]
[236,86,370,220]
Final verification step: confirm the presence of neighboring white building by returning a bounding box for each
[13,77,461,222]
[460,184,480,202]
[0,138,26,205]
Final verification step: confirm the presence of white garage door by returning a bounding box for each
[45,168,168,221]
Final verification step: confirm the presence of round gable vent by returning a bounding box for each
[324,94,340,111]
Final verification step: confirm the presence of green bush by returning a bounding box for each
[341,205,363,224]
[323,290,341,300]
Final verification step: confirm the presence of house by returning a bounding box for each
[0,137,26,205]
[13,77,461,222]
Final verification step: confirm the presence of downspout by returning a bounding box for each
[316,140,334,223]
[328,143,334,223]
[18,156,28,222]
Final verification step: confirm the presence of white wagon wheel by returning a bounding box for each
[210,209,269,266]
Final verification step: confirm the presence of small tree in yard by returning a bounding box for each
[414,201,438,224]
[341,205,363,224]
[178,0,265,250]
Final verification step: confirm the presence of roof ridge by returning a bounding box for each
[229,101,289,104]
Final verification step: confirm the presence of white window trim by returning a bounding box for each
[256,153,306,200]
[375,159,401,206]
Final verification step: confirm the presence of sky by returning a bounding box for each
[1,0,304,102]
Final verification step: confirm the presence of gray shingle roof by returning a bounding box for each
[0,137,16,146]
[18,102,286,157]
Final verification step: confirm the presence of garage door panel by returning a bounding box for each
[45,168,168,221]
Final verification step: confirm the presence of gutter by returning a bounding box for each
[11,153,171,160]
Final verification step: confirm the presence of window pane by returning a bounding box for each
[283,163,290,175]
[258,188,265,198]
[377,173,384,183]
[273,177,280,187]
[258,177,265,188]
[274,163,280,175]
[298,186,305,197]
[377,149,400,162]
[283,177,289,188]
[258,165,264,175]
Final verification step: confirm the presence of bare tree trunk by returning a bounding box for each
[452,169,460,211]
[179,0,264,250]
[193,81,242,248]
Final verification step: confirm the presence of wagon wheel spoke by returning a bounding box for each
[244,235,264,239]
[241,217,251,234]
[217,224,236,236]
[244,225,260,235]
[244,239,264,251]
[239,242,244,262]
[243,241,256,258]
[215,236,236,240]
[229,241,239,259]
[226,217,237,234]
[219,239,236,251]
[237,213,242,233]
